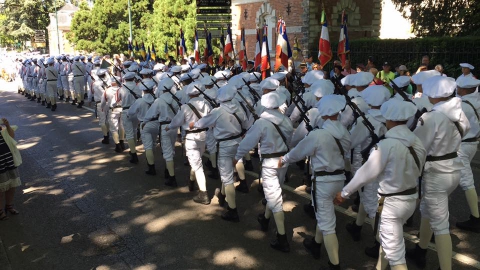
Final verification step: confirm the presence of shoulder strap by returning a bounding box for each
[407,146,421,170]
[268,120,289,151]
[453,121,464,138]
[463,100,479,120]
[186,103,202,119]
[167,102,177,114]
[232,112,242,127]
[332,136,345,157]
[122,83,139,99]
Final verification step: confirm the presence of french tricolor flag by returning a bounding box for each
[239,27,247,71]
[254,29,261,69]
[318,9,332,68]
[224,25,234,60]
[179,28,187,58]
[274,18,292,71]
[260,28,270,79]
[337,11,350,68]
[194,30,200,63]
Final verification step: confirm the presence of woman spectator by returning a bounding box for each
[0,118,22,220]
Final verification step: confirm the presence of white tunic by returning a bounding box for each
[460,92,480,140]
[144,92,180,123]
[127,94,155,122]
[168,96,212,141]
[118,81,141,108]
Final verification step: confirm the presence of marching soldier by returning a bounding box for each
[407,76,470,270]
[101,76,125,153]
[166,83,212,204]
[91,69,110,144]
[281,94,350,269]
[55,56,64,100]
[72,56,86,108]
[45,58,59,111]
[189,84,248,222]
[341,98,427,270]
[455,76,480,232]
[60,56,71,103]
[234,92,293,252]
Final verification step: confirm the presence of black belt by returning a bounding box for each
[217,133,243,142]
[47,79,57,81]
[378,187,417,197]
[74,75,83,77]
[426,152,457,162]
[261,151,288,159]
[185,128,208,134]
[314,170,345,177]
[110,106,122,110]
[159,121,171,125]
[95,101,101,104]
[122,106,130,110]
[462,137,478,143]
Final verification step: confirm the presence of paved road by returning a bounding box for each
[0,83,479,270]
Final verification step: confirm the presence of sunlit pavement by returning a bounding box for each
[0,82,479,270]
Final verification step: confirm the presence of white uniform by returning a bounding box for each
[283,119,350,235]
[60,61,71,99]
[342,124,427,266]
[144,92,180,162]
[340,89,370,128]
[194,101,248,185]
[349,109,387,218]
[54,61,63,96]
[168,96,212,191]
[91,81,108,127]
[235,109,293,213]
[119,81,142,141]
[414,97,470,235]
[101,85,123,143]
[458,92,480,190]
[129,94,156,149]
[72,61,86,100]
[45,65,58,104]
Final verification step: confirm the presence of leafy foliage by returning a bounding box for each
[391,0,480,37]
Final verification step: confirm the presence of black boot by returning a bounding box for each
[30,95,36,101]
[59,95,64,101]
[145,164,156,175]
[188,180,199,192]
[71,99,77,105]
[164,168,169,179]
[205,159,213,171]
[193,191,210,205]
[114,143,123,153]
[235,180,249,193]
[257,213,270,231]
[46,102,51,108]
[41,100,45,106]
[270,233,290,253]
[328,261,341,270]
[221,206,239,222]
[51,104,57,111]
[65,97,70,102]
[365,240,381,259]
[37,97,41,103]
[244,159,253,171]
[183,156,189,166]
[119,140,125,150]
[76,100,84,108]
[101,136,110,144]
[406,243,427,268]
[345,221,362,241]
[456,215,480,233]
[257,183,264,195]
[129,152,139,164]
[165,175,178,187]
[304,202,316,219]
[215,188,226,207]
[208,169,219,179]
[303,237,321,259]
[296,160,305,170]
[84,93,88,99]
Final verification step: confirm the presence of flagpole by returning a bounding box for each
[128,0,133,43]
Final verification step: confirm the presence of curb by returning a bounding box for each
[0,236,12,270]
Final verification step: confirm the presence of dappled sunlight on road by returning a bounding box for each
[212,247,260,268]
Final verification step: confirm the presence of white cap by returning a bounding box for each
[214,70,231,80]
[460,63,474,70]
[123,72,136,80]
[73,56,80,61]
[422,76,456,98]
[189,68,201,79]
[392,76,411,88]
[200,75,215,86]
[153,63,165,71]
[249,72,262,82]
[123,61,133,67]
[159,77,175,90]
[171,65,181,73]
[197,63,207,70]
[181,64,190,72]
[362,85,391,106]
[217,85,237,102]
[271,71,288,81]
[139,68,153,75]
[353,72,374,87]
[110,76,121,84]
[80,55,85,60]
[310,80,334,98]
[186,82,204,96]
[341,74,355,86]
[180,73,192,82]
[456,76,480,88]
[46,58,55,65]
[228,76,245,89]
[261,92,282,109]
[302,70,324,85]
[139,80,156,91]
[260,77,280,90]
[97,69,107,76]
[380,98,417,121]
[127,66,138,72]
[411,70,441,85]
[317,95,346,116]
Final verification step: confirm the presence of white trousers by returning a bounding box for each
[420,170,460,235]
[108,108,123,134]
[262,165,288,213]
[61,76,69,91]
[458,142,478,190]
[206,129,217,153]
[160,124,177,162]
[46,81,57,98]
[218,144,238,186]
[185,139,206,171]
[359,181,380,219]
[379,194,416,266]
[122,110,139,141]
[312,180,344,235]
[141,121,159,150]
[97,103,108,127]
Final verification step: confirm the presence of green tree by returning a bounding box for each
[392,0,480,37]
[69,0,152,55]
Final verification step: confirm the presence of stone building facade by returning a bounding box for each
[47,3,79,55]
[231,0,381,62]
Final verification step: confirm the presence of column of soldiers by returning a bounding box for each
[13,55,480,269]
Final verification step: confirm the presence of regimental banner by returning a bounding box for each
[196,15,232,22]
[197,8,231,14]
[196,0,231,7]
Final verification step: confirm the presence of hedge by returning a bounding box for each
[313,37,480,78]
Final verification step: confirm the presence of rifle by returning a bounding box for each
[236,91,259,120]
[291,95,313,131]
[189,63,205,78]
[163,86,182,107]
[241,77,261,103]
[339,85,380,161]
[166,73,182,89]
[194,85,218,108]
[390,80,427,131]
